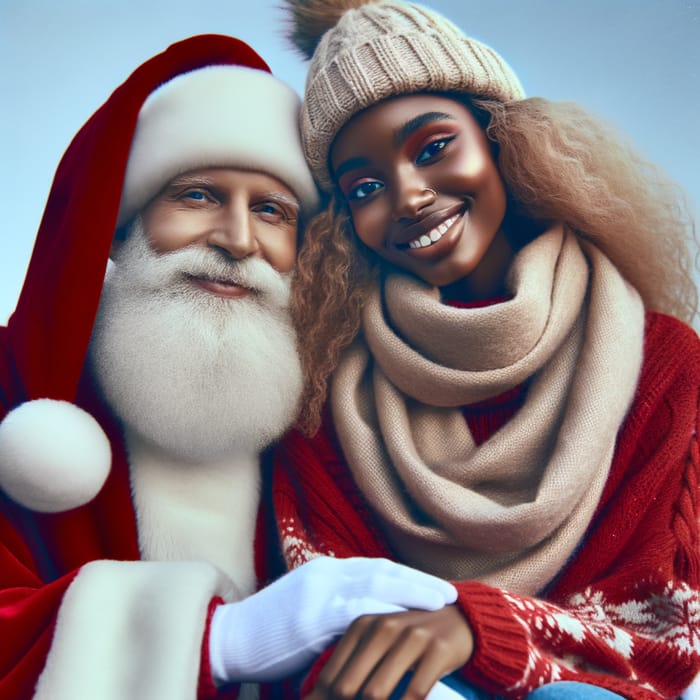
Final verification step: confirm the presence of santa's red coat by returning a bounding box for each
[0,34,283,700]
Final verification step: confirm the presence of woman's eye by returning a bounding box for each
[416,136,454,164]
[348,180,383,201]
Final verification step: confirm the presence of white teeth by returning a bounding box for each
[406,214,459,250]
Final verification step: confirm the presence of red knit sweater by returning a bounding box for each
[272,312,700,699]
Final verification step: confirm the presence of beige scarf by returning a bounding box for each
[331,226,645,595]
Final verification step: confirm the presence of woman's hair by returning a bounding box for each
[292,96,699,435]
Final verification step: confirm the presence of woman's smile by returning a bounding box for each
[395,203,466,253]
[404,212,461,250]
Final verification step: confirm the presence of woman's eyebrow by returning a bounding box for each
[393,111,455,148]
[334,156,372,181]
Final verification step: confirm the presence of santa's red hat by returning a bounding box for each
[0,34,318,513]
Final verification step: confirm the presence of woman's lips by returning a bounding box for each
[395,202,467,251]
[405,213,460,249]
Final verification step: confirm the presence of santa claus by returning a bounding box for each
[0,34,456,700]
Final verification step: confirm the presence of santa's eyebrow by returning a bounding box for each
[162,174,300,213]
[165,173,218,189]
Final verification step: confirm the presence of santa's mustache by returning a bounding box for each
[110,218,292,311]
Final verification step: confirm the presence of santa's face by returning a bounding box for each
[120,167,299,299]
[90,177,303,461]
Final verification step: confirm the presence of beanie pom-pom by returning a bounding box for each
[0,399,111,513]
[283,0,380,59]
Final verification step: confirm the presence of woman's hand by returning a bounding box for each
[209,556,457,684]
[305,604,474,699]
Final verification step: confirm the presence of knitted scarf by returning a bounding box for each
[330,226,645,595]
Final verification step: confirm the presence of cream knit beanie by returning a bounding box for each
[286,0,525,191]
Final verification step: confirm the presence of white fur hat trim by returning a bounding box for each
[0,399,111,513]
[118,64,320,225]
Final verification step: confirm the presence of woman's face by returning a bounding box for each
[331,94,509,289]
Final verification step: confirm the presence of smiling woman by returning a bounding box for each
[331,94,509,293]
[270,1,700,699]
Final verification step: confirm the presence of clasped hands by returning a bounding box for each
[209,556,474,698]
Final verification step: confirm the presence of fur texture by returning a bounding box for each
[119,64,319,225]
[89,218,303,461]
[128,436,260,598]
[0,399,111,512]
[33,560,233,700]
[283,0,381,58]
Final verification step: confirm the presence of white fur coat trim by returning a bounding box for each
[118,64,319,224]
[127,432,261,599]
[33,559,233,700]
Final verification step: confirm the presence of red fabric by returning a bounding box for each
[0,446,281,699]
[0,465,138,698]
[462,383,527,446]
[0,34,276,698]
[0,380,141,698]
[199,597,242,700]
[273,312,700,699]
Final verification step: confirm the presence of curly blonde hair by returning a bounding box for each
[292,96,699,435]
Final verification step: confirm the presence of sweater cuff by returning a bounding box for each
[455,581,531,692]
[197,596,234,700]
[199,597,242,700]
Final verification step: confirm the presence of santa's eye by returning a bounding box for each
[176,188,216,205]
[252,198,298,225]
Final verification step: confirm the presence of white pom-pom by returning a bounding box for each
[0,399,111,513]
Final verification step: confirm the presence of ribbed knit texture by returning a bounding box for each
[273,311,700,698]
[296,0,525,190]
[462,384,527,446]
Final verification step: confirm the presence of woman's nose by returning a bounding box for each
[392,173,437,220]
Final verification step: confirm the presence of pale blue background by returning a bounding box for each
[1,0,698,323]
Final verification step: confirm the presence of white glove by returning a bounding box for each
[209,556,457,684]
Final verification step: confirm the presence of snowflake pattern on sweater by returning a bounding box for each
[498,582,700,695]
[278,508,700,698]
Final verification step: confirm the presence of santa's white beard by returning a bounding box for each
[89,219,302,461]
